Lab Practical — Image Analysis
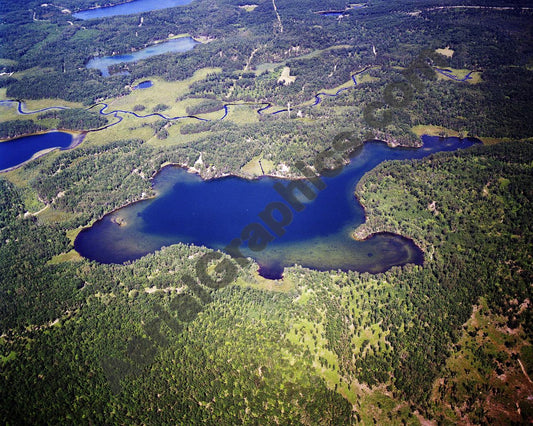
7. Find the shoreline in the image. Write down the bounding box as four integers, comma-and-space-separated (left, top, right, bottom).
71, 135, 417, 256
73, 0, 136, 14
107, 134, 435, 219
0, 128, 84, 144
72, 134, 466, 266
160, 136, 421, 182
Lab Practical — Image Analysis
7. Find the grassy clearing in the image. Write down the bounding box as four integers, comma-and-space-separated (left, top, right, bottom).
66, 227, 84, 245
0, 58, 17, 67
37, 206, 77, 224
82, 67, 225, 146
105, 71, 217, 117
277, 67, 296, 85
240, 155, 275, 176
356, 73, 379, 84
317, 79, 354, 96
411, 124, 462, 138
0, 92, 83, 124
238, 4, 258, 12
435, 46, 454, 58
47, 250, 84, 265
150, 122, 206, 147
2, 166, 35, 188
11, 66, 57, 79
84, 115, 155, 146
224, 103, 261, 125
21, 189, 45, 212
236, 269, 295, 293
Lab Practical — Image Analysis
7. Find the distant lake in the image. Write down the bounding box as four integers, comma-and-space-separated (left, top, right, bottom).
75, 136, 480, 278
73, 0, 193, 20
134, 80, 153, 89
86, 37, 199, 77
0, 131, 73, 171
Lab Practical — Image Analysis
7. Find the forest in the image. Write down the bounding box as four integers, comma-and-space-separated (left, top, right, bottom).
1, 0, 532, 423
1, 141, 531, 424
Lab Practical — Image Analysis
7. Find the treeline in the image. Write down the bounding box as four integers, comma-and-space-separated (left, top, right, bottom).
0, 120, 47, 139
185, 99, 224, 116
5, 71, 131, 104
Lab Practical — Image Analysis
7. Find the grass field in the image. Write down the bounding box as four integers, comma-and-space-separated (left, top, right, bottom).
47, 250, 84, 265
411, 124, 462, 138
240, 155, 275, 176
435, 46, 454, 58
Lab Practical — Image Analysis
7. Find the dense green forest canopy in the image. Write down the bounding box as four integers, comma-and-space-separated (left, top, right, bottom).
1, 0, 532, 423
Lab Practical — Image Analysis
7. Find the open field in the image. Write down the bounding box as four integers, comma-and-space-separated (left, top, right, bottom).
47, 250, 84, 265
240, 155, 275, 176
411, 124, 462, 138
435, 46, 454, 58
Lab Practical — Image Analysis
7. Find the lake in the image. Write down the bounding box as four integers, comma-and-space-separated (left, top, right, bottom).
75, 136, 480, 278
73, 0, 193, 20
0, 131, 74, 171
86, 37, 198, 77
134, 80, 153, 89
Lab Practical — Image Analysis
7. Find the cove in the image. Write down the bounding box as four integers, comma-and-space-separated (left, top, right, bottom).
75, 136, 479, 278
0, 131, 75, 172
73, 0, 193, 20
87, 37, 198, 77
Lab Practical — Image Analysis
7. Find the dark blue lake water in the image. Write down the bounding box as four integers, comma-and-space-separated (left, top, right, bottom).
73, 0, 193, 19
86, 37, 198, 77
75, 136, 479, 278
0, 131, 73, 171
320, 12, 344, 17
134, 80, 153, 89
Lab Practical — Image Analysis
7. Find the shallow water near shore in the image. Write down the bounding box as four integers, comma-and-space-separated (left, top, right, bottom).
75, 136, 479, 278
